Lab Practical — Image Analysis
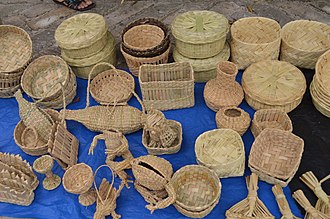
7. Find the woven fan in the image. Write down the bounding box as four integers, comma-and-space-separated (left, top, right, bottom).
272, 185, 300, 219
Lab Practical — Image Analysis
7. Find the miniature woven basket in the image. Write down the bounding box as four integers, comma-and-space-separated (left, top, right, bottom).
171, 10, 229, 59
251, 109, 293, 138
173, 42, 230, 82
230, 17, 281, 69
195, 129, 245, 178
249, 128, 304, 187
216, 107, 251, 136
171, 165, 221, 217
63, 163, 94, 194
280, 20, 330, 69
242, 60, 306, 113
139, 62, 194, 111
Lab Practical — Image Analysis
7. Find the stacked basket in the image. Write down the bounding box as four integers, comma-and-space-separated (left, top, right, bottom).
172, 11, 230, 82
55, 13, 116, 79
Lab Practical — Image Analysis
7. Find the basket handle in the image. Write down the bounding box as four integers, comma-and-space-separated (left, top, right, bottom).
93, 164, 115, 205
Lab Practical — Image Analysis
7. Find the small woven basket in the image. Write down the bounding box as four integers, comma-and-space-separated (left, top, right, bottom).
230, 17, 281, 69
63, 163, 94, 195
139, 62, 194, 111
280, 20, 330, 69
195, 129, 245, 178
249, 128, 304, 187
251, 109, 293, 138
216, 107, 251, 136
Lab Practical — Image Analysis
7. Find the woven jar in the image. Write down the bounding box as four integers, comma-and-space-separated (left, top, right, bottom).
230, 17, 281, 69
216, 107, 250, 136
281, 20, 330, 69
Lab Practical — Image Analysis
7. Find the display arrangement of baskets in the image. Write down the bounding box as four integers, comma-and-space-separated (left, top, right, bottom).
0, 25, 32, 98
55, 13, 116, 79
242, 60, 306, 112
195, 129, 245, 178
249, 128, 304, 186
280, 20, 330, 69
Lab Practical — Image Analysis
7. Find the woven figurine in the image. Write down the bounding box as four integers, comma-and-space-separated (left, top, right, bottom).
272, 185, 300, 219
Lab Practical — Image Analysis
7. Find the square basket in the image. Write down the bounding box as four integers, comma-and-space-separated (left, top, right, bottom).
139, 62, 194, 111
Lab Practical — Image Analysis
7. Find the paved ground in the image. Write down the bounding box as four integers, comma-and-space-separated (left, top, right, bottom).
1, 0, 329, 67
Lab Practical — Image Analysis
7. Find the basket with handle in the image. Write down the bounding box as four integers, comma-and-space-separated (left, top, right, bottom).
216, 107, 250, 136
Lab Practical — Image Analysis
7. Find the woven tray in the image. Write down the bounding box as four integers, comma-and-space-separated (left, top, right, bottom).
242, 60, 306, 113
281, 20, 330, 69
195, 129, 245, 178
230, 17, 281, 69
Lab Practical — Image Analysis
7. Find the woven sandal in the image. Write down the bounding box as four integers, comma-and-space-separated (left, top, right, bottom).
53, 0, 96, 11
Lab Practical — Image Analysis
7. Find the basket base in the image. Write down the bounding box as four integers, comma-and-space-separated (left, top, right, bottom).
79, 188, 96, 206
43, 175, 61, 191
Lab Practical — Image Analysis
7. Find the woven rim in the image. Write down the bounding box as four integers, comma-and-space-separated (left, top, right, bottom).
63, 163, 93, 194
314, 49, 330, 93
0, 25, 32, 74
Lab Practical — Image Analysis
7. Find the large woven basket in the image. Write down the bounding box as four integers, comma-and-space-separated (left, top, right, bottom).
280, 20, 330, 69
242, 60, 306, 113
230, 17, 281, 69
195, 129, 245, 178
139, 62, 194, 111
249, 128, 304, 186
171, 10, 228, 59
173, 42, 230, 82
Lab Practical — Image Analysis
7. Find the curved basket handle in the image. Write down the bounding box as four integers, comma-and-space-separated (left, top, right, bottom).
93, 164, 115, 205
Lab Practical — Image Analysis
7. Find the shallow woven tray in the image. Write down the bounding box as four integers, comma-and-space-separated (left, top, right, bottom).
249, 128, 304, 186
195, 129, 245, 178
281, 20, 330, 69
63, 163, 93, 195
242, 60, 306, 113
230, 17, 281, 69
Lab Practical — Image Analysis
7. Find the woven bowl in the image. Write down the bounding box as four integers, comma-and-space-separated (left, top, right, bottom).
249, 128, 304, 186
63, 163, 94, 194
281, 20, 330, 69
230, 17, 281, 69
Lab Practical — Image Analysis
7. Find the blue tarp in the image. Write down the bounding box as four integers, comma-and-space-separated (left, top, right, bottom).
0, 71, 303, 219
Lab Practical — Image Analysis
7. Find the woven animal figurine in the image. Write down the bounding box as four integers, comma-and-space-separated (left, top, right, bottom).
272, 184, 300, 219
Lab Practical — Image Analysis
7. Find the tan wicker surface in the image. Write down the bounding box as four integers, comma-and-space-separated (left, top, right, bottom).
230, 17, 281, 69
63, 163, 94, 195
0, 84, 21, 98
280, 20, 330, 69
174, 199, 219, 218
195, 129, 245, 178
272, 185, 300, 219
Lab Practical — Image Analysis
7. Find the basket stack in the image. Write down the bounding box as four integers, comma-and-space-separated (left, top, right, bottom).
55, 13, 116, 79
0, 25, 32, 98
172, 10, 230, 82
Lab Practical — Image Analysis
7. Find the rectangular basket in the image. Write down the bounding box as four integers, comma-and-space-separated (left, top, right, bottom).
139, 62, 194, 111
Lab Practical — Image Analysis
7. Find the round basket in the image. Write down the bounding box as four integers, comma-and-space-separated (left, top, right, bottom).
216, 107, 251, 136
63, 163, 94, 194
173, 42, 230, 82
230, 17, 281, 69
281, 20, 330, 69
249, 128, 304, 187
174, 199, 219, 219
242, 60, 306, 112
171, 165, 221, 213
251, 109, 293, 138
171, 10, 229, 59
195, 129, 245, 178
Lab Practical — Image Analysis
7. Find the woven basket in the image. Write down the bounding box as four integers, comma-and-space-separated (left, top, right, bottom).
230, 17, 281, 69
63, 163, 94, 195
139, 62, 194, 111
173, 42, 230, 82
280, 20, 330, 69
249, 128, 304, 187
251, 109, 293, 138
0, 84, 21, 98
171, 10, 228, 59
242, 60, 306, 113
195, 129, 245, 178
216, 107, 251, 136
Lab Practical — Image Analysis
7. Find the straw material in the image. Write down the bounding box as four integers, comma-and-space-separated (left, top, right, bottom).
272, 185, 300, 219
33, 155, 61, 190
173, 42, 230, 82
280, 20, 330, 69
195, 129, 245, 178
242, 60, 306, 113
249, 128, 304, 187
0, 84, 21, 98
171, 10, 229, 59
226, 173, 274, 219
216, 107, 251, 136
230, 17, 281, 69
139, 62, 194, 111
63, 163, 94, 195
251, 109, 293, 138
174, 200, 219, 219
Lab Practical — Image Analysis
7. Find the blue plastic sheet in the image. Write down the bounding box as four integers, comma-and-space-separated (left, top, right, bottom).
0, 71, 303, 219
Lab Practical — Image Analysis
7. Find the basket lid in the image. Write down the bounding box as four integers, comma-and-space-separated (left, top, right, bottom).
55, 13, 107, 50
171, 11, 228, 44
242, 60, 306, 105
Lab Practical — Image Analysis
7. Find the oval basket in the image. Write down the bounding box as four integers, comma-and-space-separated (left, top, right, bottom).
195, 129, 245, 178
171, 10, 229, 59
230, 17, 281, 69
63, 163, 94, 194
280, 20, 330, 69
